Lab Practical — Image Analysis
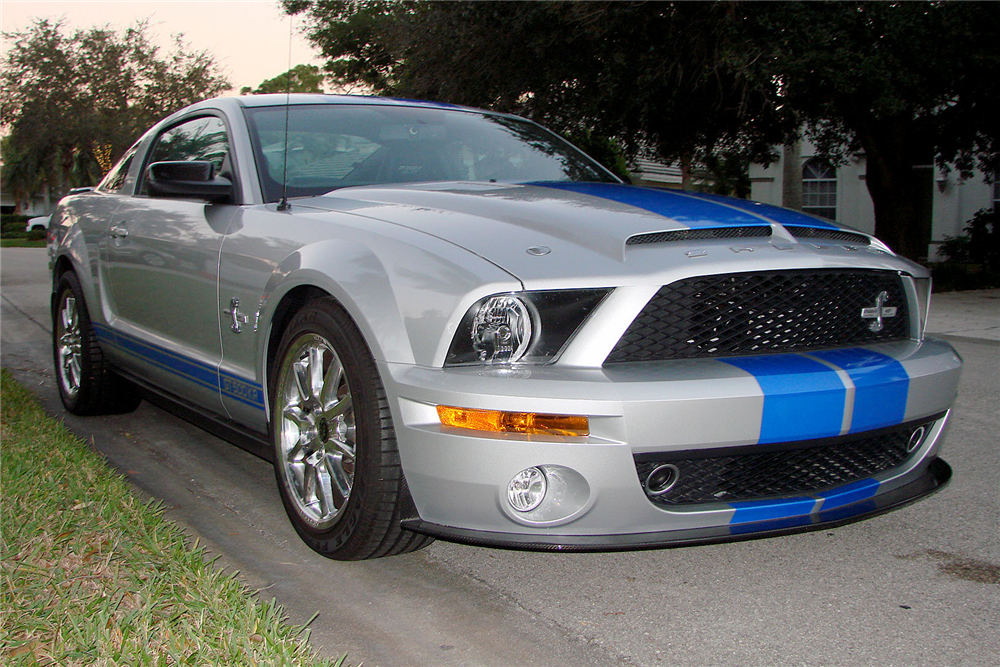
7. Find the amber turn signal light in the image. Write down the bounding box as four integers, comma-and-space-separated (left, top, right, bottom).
437, 405, 589, 437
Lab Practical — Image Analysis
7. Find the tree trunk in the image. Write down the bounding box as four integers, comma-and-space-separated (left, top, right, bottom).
857, 123, 931, 261
781, 141, 802, 210
680, 150, 693, 191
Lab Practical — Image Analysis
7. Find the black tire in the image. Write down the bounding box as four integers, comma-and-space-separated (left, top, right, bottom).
269, 297, 432, 560
52, 271, 141, 415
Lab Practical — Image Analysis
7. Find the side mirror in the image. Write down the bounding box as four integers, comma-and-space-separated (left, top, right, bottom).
145, 161, 233, 203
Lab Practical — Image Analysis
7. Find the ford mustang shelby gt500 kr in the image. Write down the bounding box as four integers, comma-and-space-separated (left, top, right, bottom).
49, 94, 962, 560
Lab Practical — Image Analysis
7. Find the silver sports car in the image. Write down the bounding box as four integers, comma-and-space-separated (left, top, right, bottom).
49, 94, 962, 559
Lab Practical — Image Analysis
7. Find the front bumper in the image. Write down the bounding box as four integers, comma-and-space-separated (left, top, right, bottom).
381, 338, 961, 549
403, 458, 952, 551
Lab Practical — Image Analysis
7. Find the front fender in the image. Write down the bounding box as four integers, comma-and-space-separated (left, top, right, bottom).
258, 231, 521, 369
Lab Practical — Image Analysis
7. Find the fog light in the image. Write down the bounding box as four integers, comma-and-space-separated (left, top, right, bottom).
644, 464, 680, 497
508, 467, 547, 512
907, 426, 927, 453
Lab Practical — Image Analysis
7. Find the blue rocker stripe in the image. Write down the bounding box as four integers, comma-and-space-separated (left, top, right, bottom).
93, 323, 265, 410
530, 182, 770, 229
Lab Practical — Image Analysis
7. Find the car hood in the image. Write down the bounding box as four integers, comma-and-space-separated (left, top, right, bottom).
296, 181, 900, 287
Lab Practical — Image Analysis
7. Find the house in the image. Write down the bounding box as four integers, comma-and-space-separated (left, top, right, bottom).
749, 137, 998, 260
629, 157, 683, 189
0, 184, 58, 216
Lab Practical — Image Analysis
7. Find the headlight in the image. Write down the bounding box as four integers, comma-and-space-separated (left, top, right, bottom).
446, 289, 610, 366
471, 295, 533, 364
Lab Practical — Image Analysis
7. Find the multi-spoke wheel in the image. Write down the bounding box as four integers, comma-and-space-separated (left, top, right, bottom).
52, 271, 141, 415
56, 293, 84, 401
275, 333, 357, 530
270, 297, 432, 560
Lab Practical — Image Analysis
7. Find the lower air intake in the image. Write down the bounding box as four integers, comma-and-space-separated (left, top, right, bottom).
635, 420, 936, 507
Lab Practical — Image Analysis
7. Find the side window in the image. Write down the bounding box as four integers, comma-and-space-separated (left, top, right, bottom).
993, 176, 999, 211
141, 115, 231, 194
97, 144, 139, 193
801, 158, 838, 221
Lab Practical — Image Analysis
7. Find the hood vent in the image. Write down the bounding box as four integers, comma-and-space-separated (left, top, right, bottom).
626, 226, 771, 246
786, 226, 871, 245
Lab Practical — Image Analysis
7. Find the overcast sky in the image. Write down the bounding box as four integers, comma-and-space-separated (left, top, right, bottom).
1, 0, 323, 93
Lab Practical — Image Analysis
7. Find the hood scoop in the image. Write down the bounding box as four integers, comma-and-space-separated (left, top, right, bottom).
627, 226, 773, 246
785, 226, 871, 245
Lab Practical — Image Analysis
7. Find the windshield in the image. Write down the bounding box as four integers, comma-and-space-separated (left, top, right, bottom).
245, 104, 617, 201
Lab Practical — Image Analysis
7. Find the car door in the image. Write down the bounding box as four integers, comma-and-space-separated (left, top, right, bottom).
101, 114, 238, 413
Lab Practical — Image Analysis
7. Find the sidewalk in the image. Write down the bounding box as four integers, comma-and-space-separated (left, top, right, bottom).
926, 288, 1000, 341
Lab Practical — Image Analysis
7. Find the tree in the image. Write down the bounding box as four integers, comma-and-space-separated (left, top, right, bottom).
1, 19, 230, 209
284, 1, 999, 259
282, 1, 790, 186
749, 2, 1000, 259
240, 64, 327, 95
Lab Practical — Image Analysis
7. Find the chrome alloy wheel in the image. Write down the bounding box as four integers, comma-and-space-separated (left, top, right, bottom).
56, 294, 83, 399
275, 333, 357, 530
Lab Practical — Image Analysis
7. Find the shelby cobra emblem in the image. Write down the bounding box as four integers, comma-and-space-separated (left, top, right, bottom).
861, 290, 898, 332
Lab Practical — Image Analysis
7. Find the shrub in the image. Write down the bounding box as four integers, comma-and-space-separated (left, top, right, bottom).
932, 207, 1000, 291
938, 207, 998, 269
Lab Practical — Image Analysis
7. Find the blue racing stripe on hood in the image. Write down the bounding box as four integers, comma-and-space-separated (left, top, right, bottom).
531, 182, 769, 229
686, 192, 840, 230
810, 348, 909, 433
723, 354, 846, 444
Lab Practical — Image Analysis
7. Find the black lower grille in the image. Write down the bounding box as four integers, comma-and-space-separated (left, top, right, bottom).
635, 420, 935, 507
605, 269, 910, 363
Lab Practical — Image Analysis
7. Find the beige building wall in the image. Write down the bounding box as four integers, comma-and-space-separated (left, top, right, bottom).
749, 139, 995, 260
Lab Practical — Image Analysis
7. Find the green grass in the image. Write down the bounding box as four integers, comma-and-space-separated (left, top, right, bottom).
0, 369, 345, 666
1, 239, 46, 248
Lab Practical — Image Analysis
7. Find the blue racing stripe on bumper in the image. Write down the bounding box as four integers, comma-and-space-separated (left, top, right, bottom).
729, 479, 881, 526
723, 354, 846, 443
729, 496, 817, 524
811, 348, 909, 433
531, 182, 769, 229
817, 478, 880, 510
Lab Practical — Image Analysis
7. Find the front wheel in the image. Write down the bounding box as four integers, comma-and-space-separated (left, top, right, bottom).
270, 297, 431, 560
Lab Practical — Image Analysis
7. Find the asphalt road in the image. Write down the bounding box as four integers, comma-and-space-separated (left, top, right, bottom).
3, 247, 998, 667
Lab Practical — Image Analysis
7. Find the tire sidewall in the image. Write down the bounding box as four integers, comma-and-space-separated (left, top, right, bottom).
269, 300, 385, 558
53, 272, 94, 413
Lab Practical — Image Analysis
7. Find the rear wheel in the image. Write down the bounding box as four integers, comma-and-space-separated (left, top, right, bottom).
270, 297, 432, 560
53, 271, 141, 415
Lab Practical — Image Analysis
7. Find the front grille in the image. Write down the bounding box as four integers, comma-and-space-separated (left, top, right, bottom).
786, 226, 871, 245
627, 226, 772, 245
605, 269, 910, 363
635, 420, 934, 507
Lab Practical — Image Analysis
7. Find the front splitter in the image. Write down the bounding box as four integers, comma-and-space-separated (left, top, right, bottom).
401, 458, 951, 552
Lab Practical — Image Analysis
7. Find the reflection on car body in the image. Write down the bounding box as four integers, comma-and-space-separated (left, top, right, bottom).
47, 94, 961, 560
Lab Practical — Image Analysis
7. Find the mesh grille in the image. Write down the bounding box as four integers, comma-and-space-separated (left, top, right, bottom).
635, 421, 933, 507
605, 269, 910, 363
786, 226, 871, 245
627, 226, 772, 245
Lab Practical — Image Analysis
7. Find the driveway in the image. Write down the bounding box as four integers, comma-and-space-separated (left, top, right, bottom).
3, 247, 997, 666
